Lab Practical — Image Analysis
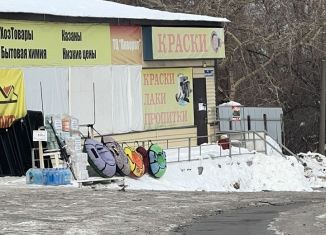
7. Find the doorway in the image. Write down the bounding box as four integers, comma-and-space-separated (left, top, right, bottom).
193, 78, 208, 145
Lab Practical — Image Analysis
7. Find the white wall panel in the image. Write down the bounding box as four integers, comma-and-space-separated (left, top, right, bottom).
23, 67, 69, 115
70, 65, 143, 135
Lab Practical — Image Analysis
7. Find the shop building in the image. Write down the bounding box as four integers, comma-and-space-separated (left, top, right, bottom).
0, 0, 229, 175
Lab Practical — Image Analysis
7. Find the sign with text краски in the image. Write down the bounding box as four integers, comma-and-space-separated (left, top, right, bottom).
144, 27, 224, 60
0, 20, 111, 66
142, 68, 194, 130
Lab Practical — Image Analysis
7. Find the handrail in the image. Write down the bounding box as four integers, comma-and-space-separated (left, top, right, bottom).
100, 130, 302, 164
255, 130, 303, 164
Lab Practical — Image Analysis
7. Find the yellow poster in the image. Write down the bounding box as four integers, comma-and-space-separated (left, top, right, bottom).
152, 27, 225, 59
142, 68, 194, 129
0, 69, 26, 128
0, 20, 111, 66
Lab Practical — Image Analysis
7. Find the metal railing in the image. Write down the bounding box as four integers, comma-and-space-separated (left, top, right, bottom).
118, 130, 300, 164
82, 124, 300, 164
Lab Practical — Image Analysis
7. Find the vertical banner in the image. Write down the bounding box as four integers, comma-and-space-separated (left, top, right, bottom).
0, 69, 26, 128
110, 26, 142, 64
142, 68, 194, 129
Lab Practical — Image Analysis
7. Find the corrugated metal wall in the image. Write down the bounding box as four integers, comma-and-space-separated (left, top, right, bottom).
218, 106, 283, 144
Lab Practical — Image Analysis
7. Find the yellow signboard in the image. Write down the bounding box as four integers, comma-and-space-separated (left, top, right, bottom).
142, 68, 194, 129
152, 27, 225, 59
0, 69, 26, 128
0, 20, 111, 66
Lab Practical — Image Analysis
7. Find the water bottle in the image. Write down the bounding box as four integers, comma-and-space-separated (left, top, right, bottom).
34, 169, 43, 185
46, 168, 54, 185
57, 168, 63, 185
42, 168, 48, 185
51, 168, 57, 185
26, 168, 34, 184
52, 169, 57, 185
55, 168, 63, 185
26, 168, 43, 185
63, 168, 71, 185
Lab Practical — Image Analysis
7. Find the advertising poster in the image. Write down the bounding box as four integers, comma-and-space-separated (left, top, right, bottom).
142, 68, 194, 129
0, 69, 26, 128
232, 105, 241, 121
110, 25, 142, 64
0, 20, 111, 66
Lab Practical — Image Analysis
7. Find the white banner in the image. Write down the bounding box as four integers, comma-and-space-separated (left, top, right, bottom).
69, 65, 143, 134
24, 67, 69, 115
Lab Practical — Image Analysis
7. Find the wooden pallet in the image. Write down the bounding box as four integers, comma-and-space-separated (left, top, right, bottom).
76, 176, 125, 188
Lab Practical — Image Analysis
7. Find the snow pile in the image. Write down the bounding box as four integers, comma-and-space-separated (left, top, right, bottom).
298, 152, 326, 188
219, 100, 242, 107
125, 136, 316, 192
125, 152, 312, 192
1, 136, 325, 192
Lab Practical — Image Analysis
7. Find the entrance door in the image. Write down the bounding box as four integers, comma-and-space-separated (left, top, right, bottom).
193, 78, 208, 145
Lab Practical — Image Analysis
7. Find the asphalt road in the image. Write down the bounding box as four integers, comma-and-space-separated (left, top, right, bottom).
0, 185, 325, 234
182, 203, 304, 235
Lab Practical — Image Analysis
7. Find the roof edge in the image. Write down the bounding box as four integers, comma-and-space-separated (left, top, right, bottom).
0, 12, 227, 27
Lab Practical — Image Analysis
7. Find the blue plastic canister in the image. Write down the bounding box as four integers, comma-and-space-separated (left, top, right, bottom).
26, 168, 71, 186
26, 168, 43, 185
63, 168, 71, 185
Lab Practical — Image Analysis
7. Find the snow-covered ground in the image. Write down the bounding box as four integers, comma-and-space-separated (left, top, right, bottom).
1, 137, 325, 192
124, 137, 326, 192
125, 147, 324, 192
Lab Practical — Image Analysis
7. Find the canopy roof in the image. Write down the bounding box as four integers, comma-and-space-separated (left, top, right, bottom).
0, 0, 229, 26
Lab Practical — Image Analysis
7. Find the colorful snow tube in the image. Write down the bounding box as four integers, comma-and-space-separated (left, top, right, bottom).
84, 139, 116, 178
148, 144, 167, 178
136, 146, 149, 174
124, 146, 145, 177
102, 136, 130, 176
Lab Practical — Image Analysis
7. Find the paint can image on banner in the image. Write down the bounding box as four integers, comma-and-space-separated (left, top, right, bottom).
211, 30, 222, 53
175, 73, 192, 106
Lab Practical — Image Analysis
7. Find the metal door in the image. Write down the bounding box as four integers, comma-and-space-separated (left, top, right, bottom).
193, 78, 208, 145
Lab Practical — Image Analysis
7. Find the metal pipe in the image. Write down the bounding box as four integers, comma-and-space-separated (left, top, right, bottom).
319, 59, 326, 154
178, 147, 180, 162
253, 131, 256, 151
40, 82, 44, 116
319, 25, 326, 154
188, 137, 191, 161
264, 132, 267, 155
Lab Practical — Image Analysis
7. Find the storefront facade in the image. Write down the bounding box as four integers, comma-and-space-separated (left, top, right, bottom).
0, 2, 228, 148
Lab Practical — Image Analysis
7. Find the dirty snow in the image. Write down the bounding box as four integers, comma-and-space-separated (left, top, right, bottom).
1, 137, 325, 192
